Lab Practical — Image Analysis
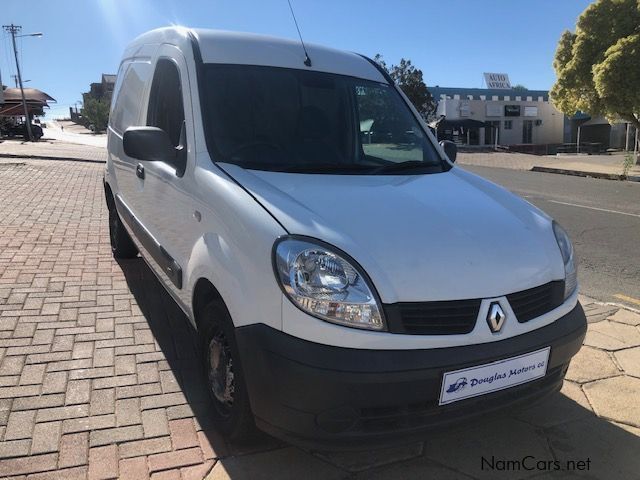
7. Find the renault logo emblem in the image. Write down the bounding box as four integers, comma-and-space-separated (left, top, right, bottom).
487, 302, 506, 333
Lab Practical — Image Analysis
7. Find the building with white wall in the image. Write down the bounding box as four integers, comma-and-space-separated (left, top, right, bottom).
430, 86, 566, 148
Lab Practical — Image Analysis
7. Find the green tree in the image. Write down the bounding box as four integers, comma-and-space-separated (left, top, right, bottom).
374, 54, 437, 119
81, 97, 110, 133
511, 84, 528, 91
550, 0, 640, 131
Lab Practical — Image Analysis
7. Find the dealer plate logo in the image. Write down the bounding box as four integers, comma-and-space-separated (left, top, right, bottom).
487, 302, 506, 333
445, 377, 468, 393
439, 347, 551, 405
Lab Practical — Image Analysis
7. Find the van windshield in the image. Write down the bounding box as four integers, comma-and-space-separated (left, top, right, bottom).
201, 64, 447, 174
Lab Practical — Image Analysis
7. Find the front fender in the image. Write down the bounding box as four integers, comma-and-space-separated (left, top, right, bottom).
185, 234, 245, 323
183, 157, 286, 332
184, 231, 283, 331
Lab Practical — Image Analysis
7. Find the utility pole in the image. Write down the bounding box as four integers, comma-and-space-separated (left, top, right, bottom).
3, 24, 33, 141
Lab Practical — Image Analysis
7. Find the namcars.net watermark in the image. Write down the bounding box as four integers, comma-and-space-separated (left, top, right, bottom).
481, 456, 591, 472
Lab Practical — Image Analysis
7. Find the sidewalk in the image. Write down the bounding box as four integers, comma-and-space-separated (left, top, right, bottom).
1, 138, 638, 182
0, 139, 106, 163
458, 151, 640, 181
44, 121, 108, 149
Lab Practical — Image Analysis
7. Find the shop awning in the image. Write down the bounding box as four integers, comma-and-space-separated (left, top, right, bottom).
0, 87, 55, 117
1, 88, 56, 103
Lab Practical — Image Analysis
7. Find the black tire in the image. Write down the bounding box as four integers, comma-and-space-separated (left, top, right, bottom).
108, 202, 138, 259
199, 300, 255, 440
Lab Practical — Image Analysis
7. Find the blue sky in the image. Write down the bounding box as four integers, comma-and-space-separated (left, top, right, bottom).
1, 0, 591, 118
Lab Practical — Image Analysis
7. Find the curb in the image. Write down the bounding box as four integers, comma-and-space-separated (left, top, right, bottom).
604, 302, 640, 315
531, 166, 640, 182
0, 153, 105, 164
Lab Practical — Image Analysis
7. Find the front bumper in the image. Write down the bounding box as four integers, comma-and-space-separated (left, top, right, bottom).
235, 302, 587, 449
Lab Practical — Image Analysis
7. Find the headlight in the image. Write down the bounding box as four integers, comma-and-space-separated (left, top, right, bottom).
274, 237, 385, 331
552, 221, 577, 300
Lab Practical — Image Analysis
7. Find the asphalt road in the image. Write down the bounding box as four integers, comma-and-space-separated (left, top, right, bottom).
463, 165, 640, 310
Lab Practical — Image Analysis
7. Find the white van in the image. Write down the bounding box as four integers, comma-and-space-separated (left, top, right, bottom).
105, 27, 586, 448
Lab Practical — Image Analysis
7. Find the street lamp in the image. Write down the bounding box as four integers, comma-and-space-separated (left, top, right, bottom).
10, 76, 31, 88
1, 25, 43, 141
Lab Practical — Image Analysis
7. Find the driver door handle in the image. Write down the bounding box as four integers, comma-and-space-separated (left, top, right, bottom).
136, 163, 145, 179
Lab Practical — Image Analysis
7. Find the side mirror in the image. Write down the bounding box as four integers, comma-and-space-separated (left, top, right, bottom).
123, 127, 176, 163
439, 140, 457, 163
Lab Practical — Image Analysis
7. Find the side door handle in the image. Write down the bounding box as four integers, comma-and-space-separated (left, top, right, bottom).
136, 163, 145, 179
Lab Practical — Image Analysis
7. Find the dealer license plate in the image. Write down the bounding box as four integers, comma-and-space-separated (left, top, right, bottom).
439, 347, 550, 405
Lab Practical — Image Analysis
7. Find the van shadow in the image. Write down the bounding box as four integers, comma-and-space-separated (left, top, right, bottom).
116, 257, 285, 460
308, 382, 640, 479
409, 387, 640, 480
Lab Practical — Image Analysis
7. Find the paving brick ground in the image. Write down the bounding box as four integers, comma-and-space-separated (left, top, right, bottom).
0, 150, 639, 479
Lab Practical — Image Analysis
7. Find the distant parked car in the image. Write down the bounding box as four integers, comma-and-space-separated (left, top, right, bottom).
1, 123, 43, 140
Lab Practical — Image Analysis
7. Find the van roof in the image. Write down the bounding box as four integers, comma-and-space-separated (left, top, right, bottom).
126, 27, 387, 83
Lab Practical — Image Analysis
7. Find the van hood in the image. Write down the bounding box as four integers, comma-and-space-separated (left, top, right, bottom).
220, 164, 565, 303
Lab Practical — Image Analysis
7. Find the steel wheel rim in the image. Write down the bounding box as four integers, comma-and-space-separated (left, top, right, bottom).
207, 331, 235, 417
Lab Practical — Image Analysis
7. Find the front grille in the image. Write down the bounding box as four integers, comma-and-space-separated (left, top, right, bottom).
507, 281, 565, 323
384, 298, 481, 335
383, 280, 565, 334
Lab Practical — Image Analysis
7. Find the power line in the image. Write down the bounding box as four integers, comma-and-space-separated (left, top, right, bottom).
2, 31, 16, 82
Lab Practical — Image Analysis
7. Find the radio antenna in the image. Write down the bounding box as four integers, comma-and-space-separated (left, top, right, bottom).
287, 0, 312, 67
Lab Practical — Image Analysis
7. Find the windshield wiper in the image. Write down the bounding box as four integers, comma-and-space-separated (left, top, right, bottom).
370, 160, 435, 174
275, 164, 376, 173
239, 161, 436, 174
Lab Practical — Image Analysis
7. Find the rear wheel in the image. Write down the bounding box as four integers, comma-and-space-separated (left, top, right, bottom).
108, 201, 138, 259
199, 301, 255, 440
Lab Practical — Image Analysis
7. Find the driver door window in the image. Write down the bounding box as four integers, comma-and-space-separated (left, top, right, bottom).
147, 59, 185, 172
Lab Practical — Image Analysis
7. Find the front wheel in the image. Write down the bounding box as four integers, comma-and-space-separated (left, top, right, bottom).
108, 201, 138, 259
199, 301, 255, 440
